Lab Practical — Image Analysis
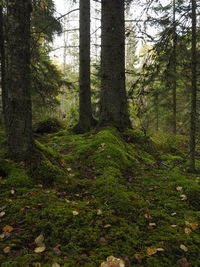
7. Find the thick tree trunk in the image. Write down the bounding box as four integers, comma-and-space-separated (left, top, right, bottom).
75, 0, 95, 133
0, 5, 6, 125
6, 0, 33, 161
99, 0, 131, 129
172, 0, 177, 135
189, 0, 197, 171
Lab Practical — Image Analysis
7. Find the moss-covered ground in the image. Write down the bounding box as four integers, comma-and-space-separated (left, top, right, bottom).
0, 127, 199, 266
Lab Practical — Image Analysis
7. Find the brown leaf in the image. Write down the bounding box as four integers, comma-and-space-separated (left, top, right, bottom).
3, 225, 14, 233
177, 257, 189, 267
100, 256, 125, 267
146, 247, 157, 256
34, 246, 46, 253
184, 228, 192, 235
3, 246, 11, 254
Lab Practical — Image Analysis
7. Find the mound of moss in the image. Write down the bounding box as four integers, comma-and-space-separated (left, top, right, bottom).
0, 127, 199, 266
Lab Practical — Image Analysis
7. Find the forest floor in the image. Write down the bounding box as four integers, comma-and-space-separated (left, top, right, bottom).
0, 125, 199, 267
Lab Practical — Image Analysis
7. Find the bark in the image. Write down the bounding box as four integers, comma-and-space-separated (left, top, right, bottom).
0, 5, 6, 124
75, 0, 96, 133
6, 0, 33, 161
189, 0, 197, 171
172, 0, 177, 135
99, 0, 131, 129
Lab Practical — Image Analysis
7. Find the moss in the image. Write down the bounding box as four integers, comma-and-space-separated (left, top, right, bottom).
0, 127, 200, 266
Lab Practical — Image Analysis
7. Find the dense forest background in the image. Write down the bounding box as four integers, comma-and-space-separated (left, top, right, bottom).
0, 0, 200, 266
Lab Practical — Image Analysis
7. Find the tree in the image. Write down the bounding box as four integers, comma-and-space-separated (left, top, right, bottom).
75, 0, 96, 133
5, 0, 33, 161
0, 4, 6, 124
99, 0, 131, 129
189, 0, 197, 171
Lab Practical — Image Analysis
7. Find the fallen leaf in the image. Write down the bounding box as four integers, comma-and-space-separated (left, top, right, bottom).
35, 234, 44, 246
0, 233, 5, 239
156, 248, 164, 251
104, 224, 111, 228
67, 168, 72, 172
37, 184, 43, 188
180, 194, 187, 201
189, 222, 198, 230
97, 209, 103, 215
10, 189, 15, 195
171, 224, 178, 228
134, 253, 142, 262
3, 246, 11, 254
177, 257, 189, 267
52, 264, 61, 267
72, 210, 79, 216
184, 228, 192, 235
149, 223, 156, 227
171, 212, 177, 216
147, 247, 157, 256
176, 186, 183, 191
34, 263, 41, 267
0, 211, 5, 217
53, 245, 62, 256
180, 244, 188, 252
100, 256, 125, 267
3, 225, 14, 233
34, 246, 46, 253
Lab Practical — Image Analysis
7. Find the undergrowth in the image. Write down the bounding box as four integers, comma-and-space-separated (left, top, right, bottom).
0, 127, 199, 266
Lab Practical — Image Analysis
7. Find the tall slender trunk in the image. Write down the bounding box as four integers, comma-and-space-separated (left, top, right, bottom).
0, 5, 6, 125
6, 0, 33, 161
172, 0, 177, 134
75, 0, 95, 133
99, 0, 131, 129
189, 0, 197, 172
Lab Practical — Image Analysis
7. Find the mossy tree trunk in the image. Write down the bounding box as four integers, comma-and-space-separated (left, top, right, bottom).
75, 0, 96, 133
99, 0, 131, 130
5, 0, 33, 161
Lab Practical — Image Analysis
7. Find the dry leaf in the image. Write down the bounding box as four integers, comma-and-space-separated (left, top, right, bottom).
171, 212, 177, 216
180, 244, 188, 252
104, 224, 111, 228
180, 194, 187, 201
184, 228, 192, 235
177, 257, 189, 267
34, 263, 41, 267
52, 264, 61, 267
72, 210, 79, 216
35, 234, 44, 245
189, 222, 198, 230
0, 211, 5, 217
34, 246, 46, 253
3, 225, 14, 233
171, 224, 178, 228
10, 189, 15, 195
176, 186, 183, 191
100, 256, 125, 267
3, 246, 11, 254
97, 209, 103, 215
147, 247, 157, 256
134, 253, 142, 262
156, 248, 164, 252
149, 223, 156, 227
0, 233, 5, 239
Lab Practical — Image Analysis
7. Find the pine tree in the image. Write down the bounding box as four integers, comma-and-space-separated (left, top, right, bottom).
99, 0, 131, 129
5, 0, 33, 161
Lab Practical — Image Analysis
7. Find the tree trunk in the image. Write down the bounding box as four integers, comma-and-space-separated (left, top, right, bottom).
189, 0, 197, 171
0, 5, 6, 125
172, 0, 177, 135
6, 0, 33, 161
75, 0, 95, 133
99, 0, 131, 129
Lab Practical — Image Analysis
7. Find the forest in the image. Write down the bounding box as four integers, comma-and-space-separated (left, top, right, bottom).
0, 0, 199, 266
